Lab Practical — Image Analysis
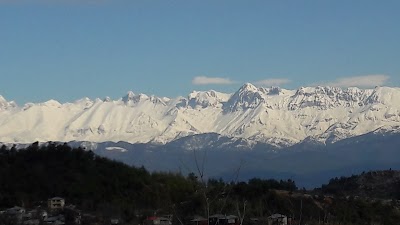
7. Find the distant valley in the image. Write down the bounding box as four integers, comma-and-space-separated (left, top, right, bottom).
64, 130, 400, 188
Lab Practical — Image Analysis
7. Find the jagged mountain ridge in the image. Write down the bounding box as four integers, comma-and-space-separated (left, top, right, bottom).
0, 83, 400, 146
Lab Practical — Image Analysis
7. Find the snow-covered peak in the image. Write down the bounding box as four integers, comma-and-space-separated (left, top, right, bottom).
40, 99, 62, 107
75, 97, 92, 103
0, 95, 8, 108
240, 83, 259, 93
103, 96, 112, 102
73, 97, 94, 108
0, 95, 17, 110
295, 86, 341, 95
148, 95, 168, 105
187, 90, 231, 108
161, 97, 171, 102
365, 87, 400, 105
225, 83, 266, 112
0, 95, 6, 103
136, 93, 149, 101
266, 86, 282, 95
0, 84, 400, 148
288, 86, 371, 110
122, 91, 135, 103
121, 91, 150, 104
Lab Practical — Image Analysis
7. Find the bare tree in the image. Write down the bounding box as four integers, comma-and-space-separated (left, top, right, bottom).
299, 199, 303, 225
235, 199, 247, 225
191, 149, 245, 225
193, 149, 210, 225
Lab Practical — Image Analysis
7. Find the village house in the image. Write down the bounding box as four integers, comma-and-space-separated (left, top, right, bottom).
110, 218, 120, 225
190, 216, 208, 225
48, 197, 65, 210
144, 215, 172, 225
209, 214, 239, 225
267, 214, 289, 225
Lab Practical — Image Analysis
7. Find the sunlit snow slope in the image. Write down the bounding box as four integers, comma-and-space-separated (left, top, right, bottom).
1, 83, 400, 147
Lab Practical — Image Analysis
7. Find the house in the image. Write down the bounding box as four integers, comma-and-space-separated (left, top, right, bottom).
267, 214, 287, 225
209, 214, 239, 225
191, 216, 208, 225
110, 218, 120, 224
48, 197, 65, 210
144, 216, 172, 225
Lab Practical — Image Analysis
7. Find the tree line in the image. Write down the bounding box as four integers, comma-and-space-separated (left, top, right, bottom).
1, 143, 400, 225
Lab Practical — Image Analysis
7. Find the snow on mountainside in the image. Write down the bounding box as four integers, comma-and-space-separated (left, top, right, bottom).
0, 95, 17, 110
0, 84, 400, 147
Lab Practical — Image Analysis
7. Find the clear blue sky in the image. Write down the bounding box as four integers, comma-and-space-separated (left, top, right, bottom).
1, 0, 399, 104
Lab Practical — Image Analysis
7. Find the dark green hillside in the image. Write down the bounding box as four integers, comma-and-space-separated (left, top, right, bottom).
1, 143, 400, 225
0, 142, 195, 221
318, 170, 400, 199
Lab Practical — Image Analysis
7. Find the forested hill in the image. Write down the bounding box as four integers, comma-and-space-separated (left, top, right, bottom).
318, 170, 400, 199
0, 143, 296, 221
0, 142, 197, 219
2, 143, 400, 225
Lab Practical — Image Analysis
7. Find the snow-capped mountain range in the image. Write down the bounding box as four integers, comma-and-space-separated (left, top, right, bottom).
1, 83, 400, 147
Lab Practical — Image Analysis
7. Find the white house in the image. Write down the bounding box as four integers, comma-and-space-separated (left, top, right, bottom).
267, 214, 287, 225
48, 197, 65, 210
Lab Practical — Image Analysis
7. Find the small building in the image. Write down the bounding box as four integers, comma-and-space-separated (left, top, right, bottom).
144, 216, 172, 225
191, 216, 208, 225
267, 214, 287, 225
110, 218, 120, 225
48, 197, 65, 210
209, 214, 239, 225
